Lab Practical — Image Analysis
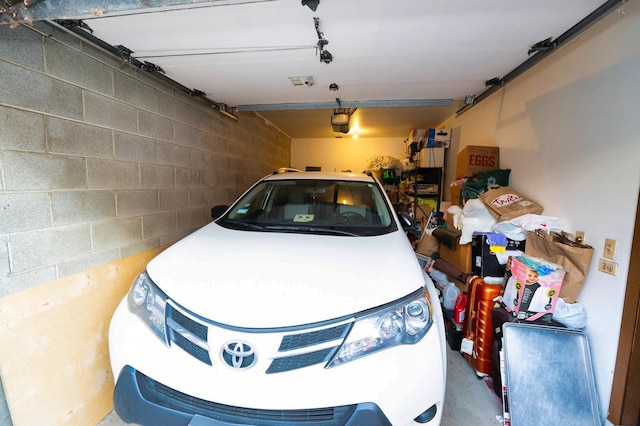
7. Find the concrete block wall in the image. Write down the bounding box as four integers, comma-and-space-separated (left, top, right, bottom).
0, 21, 290, 297
0, 21, 290, 424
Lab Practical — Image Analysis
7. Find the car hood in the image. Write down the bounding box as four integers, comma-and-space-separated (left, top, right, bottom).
146, 223, 426, 328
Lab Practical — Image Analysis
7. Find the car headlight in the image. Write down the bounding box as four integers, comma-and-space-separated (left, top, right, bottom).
127, 271, 169, 345
327, 290, 433, 368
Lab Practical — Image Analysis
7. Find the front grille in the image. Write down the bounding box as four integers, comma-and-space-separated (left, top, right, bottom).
267, 347, 335, 374
167, 305, 212, 365
166, 302, 351, 373
172, 330, 211, 365
138, 370, 357, 425
279, 324, 350, 351
171, 307, 208, 340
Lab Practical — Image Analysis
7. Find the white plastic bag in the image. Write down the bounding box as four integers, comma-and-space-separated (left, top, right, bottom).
509, 214, 564, 233
491, 221, 527, 241
459, 199, 496, 244
552, 298, 587, 329
446, 205, 464, 231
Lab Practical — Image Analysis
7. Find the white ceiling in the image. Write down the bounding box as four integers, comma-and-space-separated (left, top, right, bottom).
37, 0, 608, 138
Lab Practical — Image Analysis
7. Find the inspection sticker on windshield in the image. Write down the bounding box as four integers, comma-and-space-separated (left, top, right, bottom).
293, 214, 314, 222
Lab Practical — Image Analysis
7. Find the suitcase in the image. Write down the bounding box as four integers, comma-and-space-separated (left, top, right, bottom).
462, 276, 502, 377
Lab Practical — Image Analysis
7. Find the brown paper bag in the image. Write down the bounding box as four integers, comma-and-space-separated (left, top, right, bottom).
479, 186, 543, 221
524, 230, 594, 303
416, 234, 439, 256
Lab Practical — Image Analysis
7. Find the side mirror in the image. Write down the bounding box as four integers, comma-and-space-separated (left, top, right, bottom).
397, 211, 414, 232
211, 205, 229, 220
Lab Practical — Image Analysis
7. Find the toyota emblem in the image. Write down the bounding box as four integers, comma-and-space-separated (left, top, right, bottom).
221, 341, 256, 369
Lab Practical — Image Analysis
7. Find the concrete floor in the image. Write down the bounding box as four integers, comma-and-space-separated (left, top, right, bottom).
98, 345, 503, 426
441, 346, 503, 426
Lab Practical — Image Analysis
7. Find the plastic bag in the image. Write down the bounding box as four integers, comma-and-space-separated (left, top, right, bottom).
509, 214, 564, 233
446, 205, 464, 230
459, 199, 496, 244
365, 155, 402, 172
492, 221, 527, 241
552, 298, 587, 329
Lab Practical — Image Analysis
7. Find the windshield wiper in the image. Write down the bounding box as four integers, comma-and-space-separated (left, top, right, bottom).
219, 219, 265, 231
263, 225, 359, 237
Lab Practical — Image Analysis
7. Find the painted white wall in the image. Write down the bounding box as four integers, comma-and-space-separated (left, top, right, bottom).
291, 137, 408, 173
291, 2, 640, 421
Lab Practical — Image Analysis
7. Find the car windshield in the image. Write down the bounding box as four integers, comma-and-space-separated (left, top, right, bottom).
218, 178, 397, 236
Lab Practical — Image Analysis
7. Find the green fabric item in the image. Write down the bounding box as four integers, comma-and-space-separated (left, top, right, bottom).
460, 169, 511, 201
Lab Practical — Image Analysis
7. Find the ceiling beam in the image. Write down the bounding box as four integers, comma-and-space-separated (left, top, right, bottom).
237, 99, 453, 112
0, 0, 227, 24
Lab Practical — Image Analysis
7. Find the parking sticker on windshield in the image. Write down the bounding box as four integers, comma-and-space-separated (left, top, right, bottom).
293, 214, 314, 222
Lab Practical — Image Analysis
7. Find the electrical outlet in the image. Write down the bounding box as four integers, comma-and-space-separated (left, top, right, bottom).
604, 238, 617, 260
598, 258, 618, 276
575, 231, 585, 244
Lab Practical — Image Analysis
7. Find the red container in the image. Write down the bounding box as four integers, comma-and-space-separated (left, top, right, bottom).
463, 277, 502, 377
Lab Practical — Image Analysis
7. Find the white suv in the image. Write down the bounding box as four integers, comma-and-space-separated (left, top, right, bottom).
109, 170, 446, 426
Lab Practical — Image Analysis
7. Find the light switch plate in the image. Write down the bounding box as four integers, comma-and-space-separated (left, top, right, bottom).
604, 238, 617, 260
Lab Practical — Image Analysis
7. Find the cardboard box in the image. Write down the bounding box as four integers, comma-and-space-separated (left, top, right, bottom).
456, 145, 500, 178
426, 128, 451, 148
419, 147, 445, 167
479, 186, 543, 221
505, 255, 566, 322
438, 229, 472, 274
410, 128, 451, 148
416, 234, 439, 257
472, 233, 526, 278
449, 182, 463, 206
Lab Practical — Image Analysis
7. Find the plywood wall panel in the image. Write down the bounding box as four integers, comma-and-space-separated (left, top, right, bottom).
0, 247, 163, 425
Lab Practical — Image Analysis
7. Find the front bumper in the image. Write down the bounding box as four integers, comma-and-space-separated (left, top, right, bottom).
115, 365, 399, 425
